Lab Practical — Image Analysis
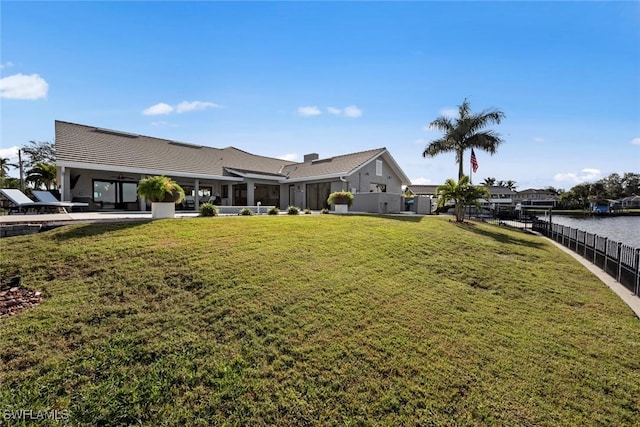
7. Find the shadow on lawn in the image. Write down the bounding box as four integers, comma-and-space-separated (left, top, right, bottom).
348, 213, 425, 223
462, 222, 547, 249
49, 219, 151, 241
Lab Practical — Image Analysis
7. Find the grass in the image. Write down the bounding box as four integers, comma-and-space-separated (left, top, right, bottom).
1, 215, 639, 426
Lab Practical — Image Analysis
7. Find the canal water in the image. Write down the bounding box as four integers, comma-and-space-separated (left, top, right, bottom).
541, 215, 640, 248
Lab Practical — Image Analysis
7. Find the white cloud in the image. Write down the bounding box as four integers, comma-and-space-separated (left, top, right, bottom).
0, 61, 14, 69
411, 177, 432, 185
143, 103, 174, 116
278, 153, 299, 162
440, 108, 458, 118
143, 100, 221, 116
0, 145, 20, 161
533, 137, 545, 143
553, 168, 602, 184
343, 105, 363, 118
0, 73, 48, 100
297, 106, 322, 117
175, 100, 221, 113
324, 105, 363, 118
631, 137, 640, 145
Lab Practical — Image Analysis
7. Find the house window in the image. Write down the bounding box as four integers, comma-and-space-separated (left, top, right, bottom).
369, 183, 387, 193
376, 160, 383, 176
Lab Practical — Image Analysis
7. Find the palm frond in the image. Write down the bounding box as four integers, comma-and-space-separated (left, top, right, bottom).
422, 138, 456, 158
466, 131, 504, 155
428, 116, 454, 132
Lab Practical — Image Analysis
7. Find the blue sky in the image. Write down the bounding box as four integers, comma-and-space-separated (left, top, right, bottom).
1, 1, 639, 190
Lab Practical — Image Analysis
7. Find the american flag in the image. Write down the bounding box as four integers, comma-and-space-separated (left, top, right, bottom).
470, 149, 478, 173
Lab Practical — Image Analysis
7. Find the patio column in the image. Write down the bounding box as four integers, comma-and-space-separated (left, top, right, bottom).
195, 179, 200, 211
59, 166, 66, 201
247, 180, 255, 206
227, 183, 233, 205
139, 175, 147, 211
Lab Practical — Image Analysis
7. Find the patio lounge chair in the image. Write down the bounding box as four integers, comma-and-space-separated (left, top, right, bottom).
0, 188, 75, 215
32, 190, 89, 211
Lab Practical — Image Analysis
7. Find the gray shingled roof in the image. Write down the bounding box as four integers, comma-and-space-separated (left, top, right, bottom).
55, 121, 293, 176
55, 121, 404, 182
281, 148, 386, 180
407, 185, 439, 195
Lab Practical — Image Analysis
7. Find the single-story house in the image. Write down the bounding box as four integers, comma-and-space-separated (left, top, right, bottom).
512, 188, 560, 208
55, 121, 411, 213
621, 195, 640, 209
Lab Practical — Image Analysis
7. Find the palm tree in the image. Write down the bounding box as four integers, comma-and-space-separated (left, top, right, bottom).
437, 176, 490, 222
423, 98, 505, 180
505, 180, 517, 191
0, 157, 18, 178
26, 162, 57, 190
482, 177, 496, 187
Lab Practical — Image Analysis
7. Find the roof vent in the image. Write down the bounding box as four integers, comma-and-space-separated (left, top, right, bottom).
304, 153, 319, 162
93, 127, 139, 138
169, 141, 203, 149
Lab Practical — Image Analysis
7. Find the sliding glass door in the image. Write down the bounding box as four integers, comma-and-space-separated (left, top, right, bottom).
93, 180, 138, 209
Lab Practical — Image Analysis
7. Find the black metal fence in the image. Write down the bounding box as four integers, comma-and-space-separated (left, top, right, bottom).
532, 220, 640, 298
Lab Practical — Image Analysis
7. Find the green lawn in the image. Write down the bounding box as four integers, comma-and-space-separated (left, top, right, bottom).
1, 215, 639, 426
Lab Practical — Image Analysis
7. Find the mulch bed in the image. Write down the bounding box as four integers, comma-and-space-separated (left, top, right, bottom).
0, 277, 42, 319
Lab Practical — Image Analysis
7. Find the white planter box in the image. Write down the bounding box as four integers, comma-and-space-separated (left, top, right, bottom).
334, 204, 348, 214
151, 202, 175, 219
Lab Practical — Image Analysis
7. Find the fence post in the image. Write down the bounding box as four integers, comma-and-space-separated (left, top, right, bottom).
583, 231, 587, 258
616, 242, 622, 283
635, 248, 640, 296
603, 237, 608, 273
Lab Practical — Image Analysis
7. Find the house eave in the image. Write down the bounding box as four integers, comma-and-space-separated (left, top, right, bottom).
224, 168, 285, 181
56, 161, 240, 182
279, 172, 350, 184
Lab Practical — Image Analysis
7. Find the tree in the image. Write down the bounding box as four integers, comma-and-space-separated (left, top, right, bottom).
570, 183, 592, 208
544, 186, 564, 196
423, 98, 505, 180
21, 140, 55, 169
26, 162, 57, 190
504, 180, 517, 190
437, 175, 490, 222
621, 172, 640, 197
482, 177, 496, 186
0, 157, 18, 178
600, 173, 624, 200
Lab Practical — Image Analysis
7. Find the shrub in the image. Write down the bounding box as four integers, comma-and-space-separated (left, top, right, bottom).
199, 203, 219, 217
137, 176, 185, 203
287, 206, 300, 215
268, 207, 280, 215
304, 208, 312, 215
239, 208, 253, 216
327, 191, 354, 207
321, 208, 330, 214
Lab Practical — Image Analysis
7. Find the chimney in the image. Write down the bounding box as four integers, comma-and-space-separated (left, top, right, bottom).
304, 153, 319, 162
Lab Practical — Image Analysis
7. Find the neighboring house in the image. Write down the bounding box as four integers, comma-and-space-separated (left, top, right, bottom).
479, 186, 515, 209
589, 199, 622, 214
55, 121, 410, 213
512, 188, 559, 208
621, 195, 640, 209
405, 184, 514, 214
